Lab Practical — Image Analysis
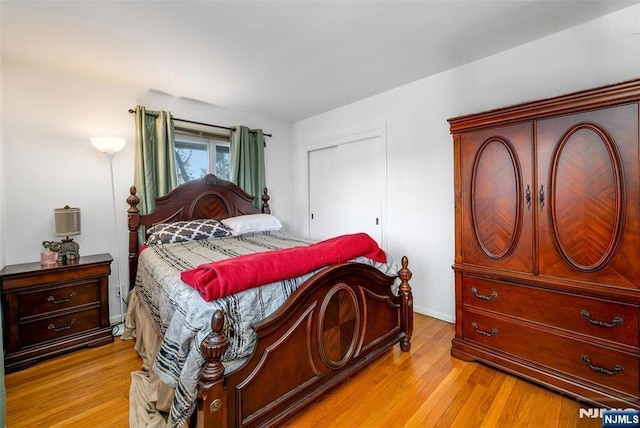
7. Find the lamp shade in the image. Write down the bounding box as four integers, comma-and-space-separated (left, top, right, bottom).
54, 206, 81, 237
91, 137, 126, 154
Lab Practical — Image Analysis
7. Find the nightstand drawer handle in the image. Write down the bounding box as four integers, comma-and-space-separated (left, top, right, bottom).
47, 291, 77, 305
581, 354, 624, 375
471, 287, 498, 301
48, 319, 77, 332
580, 310, 623, 328
471, 322, 498, 337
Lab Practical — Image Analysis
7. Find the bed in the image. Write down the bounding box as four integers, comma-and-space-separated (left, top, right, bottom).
123, 174, 414, 428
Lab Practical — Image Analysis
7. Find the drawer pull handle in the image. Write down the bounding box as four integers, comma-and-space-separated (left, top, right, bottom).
581, 354, 624, 375
525, 185, 532, 211
47, 291, 77, 304
471, 287, 498, 301
471, 322, 498, 337
48, 319, 77, 332
580, 310, 623, 328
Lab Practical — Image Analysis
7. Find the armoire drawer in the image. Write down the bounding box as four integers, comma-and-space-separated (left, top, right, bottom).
462, 276, 639, 348
17, 280, 100, 318
463, 310, 640, 398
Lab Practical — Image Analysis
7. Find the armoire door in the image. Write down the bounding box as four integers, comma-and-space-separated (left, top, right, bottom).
308, 135, 383, 245
459, 122, 534, 273
536, 103, 640, 289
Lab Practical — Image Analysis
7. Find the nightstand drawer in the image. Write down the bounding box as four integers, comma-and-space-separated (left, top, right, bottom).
18, 281, 100, 318
1, 264, 111, 291
19, 307, 101, 348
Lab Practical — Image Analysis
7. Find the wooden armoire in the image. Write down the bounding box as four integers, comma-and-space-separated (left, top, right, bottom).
449, 79, 640, 409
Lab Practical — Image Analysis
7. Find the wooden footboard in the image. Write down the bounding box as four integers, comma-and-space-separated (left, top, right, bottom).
196, 257, 413, 428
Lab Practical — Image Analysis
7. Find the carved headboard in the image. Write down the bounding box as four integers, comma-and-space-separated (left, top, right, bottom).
126, 174, 270, 286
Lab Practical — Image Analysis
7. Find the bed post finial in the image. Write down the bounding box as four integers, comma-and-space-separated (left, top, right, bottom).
261, 187, 271, 214
127, 186, 142, 289
127, 185, 140, 213
197, 310, 229, 427
200, 310, 229, 383
398, 256, 413, 352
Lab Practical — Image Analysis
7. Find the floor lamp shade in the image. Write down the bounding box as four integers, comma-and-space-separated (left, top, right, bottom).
90, 137, 126, 155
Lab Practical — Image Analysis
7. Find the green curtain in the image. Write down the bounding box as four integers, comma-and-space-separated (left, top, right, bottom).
133, 106, 178, 214
230, 126, 266, 210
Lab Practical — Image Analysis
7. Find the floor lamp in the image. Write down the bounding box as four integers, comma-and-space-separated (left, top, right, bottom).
91, 137, 127, 328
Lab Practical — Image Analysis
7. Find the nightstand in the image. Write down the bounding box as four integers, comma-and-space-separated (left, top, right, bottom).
0, 253, 114, 373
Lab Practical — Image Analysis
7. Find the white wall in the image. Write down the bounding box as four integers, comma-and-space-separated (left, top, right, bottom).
0, 59, 5, 270
292, 5, 640, 322
0, 62, 294, 323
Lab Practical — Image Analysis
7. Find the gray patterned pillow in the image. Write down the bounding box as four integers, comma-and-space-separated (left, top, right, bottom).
146, 219, 232, 246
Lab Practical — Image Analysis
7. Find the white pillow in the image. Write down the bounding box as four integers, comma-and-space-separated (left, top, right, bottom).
221, 214, 282, 235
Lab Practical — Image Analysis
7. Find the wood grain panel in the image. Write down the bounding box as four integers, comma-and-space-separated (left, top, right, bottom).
549, 124, 623, 272
471, 138, 521, 259
236, 304, 323, 426
320, 286, 359, 367
189, 192, 233, 219
537, 103, 640, 288
460, 122, 534, 274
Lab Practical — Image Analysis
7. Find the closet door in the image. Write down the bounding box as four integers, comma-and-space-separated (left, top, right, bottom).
536, 103, 640, 289
308, 136, 383, 245
459, 122, 534, 273
308, 146, 340, 239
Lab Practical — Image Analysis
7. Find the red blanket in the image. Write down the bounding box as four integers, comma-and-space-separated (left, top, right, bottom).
180, 233, 386, 301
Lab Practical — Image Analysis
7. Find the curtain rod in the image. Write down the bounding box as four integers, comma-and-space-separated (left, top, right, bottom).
127, 109, 272, 138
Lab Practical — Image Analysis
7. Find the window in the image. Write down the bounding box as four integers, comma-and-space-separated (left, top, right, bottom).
174, 134, 230, 185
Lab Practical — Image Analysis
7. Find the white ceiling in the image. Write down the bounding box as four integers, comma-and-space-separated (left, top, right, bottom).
1, 1, 638, 122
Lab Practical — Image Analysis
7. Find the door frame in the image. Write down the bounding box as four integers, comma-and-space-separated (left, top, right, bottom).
304, 123, 388, 249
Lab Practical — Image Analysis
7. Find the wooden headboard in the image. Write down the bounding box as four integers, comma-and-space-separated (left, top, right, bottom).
126, 174, 271, 286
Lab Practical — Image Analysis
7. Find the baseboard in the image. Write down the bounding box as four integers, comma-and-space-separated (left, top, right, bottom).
413, 305, 454, 323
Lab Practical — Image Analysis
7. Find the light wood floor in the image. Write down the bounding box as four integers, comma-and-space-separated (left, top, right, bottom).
5, 314, 601, 427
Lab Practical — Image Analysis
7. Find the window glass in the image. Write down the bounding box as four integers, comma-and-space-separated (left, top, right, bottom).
215, 144, 231, 179
175, 135, 230, 184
